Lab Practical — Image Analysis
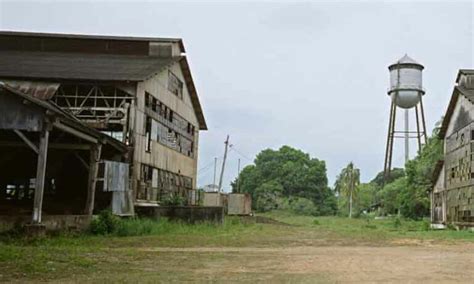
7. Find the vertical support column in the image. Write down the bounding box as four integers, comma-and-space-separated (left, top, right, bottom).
84, 144, 102, 216
32, 128, 49, 224
384, 102, 397, 182
419, 95, 428, 144
415, 103, 422, 152
404, 109, 409, 164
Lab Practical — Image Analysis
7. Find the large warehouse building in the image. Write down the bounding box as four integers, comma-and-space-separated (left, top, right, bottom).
0, 31, 207, 227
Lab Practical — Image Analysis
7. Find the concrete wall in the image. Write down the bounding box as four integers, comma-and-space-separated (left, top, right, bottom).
227, 193, 252, 215
0, 215, 91, 232
135, 206, 224, 224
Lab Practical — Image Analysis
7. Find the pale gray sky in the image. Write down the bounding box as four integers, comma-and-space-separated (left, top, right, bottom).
1, 0, 473, 190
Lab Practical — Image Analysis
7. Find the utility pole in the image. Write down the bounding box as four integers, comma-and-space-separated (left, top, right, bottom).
218, 135, 229, 192
212, 157, 217, 189
237, 158, 241, 193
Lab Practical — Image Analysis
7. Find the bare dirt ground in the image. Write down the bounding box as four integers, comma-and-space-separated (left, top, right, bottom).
52, 242, 474, 283
129, 244, 474, 283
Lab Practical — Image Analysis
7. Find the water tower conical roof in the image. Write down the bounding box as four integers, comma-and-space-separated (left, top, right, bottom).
389, 54, 424, 70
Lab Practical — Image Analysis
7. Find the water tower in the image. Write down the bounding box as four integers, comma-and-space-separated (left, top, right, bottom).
383, 54, 427, 181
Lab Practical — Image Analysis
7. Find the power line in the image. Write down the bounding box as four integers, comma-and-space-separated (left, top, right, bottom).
229, 146, 253, 162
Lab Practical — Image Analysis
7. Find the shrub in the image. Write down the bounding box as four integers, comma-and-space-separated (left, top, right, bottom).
312, 219, 320, 226
286, 197, 318, 216
89, 210, 120, 235
161, 194, 186, 206
393, 217, 402, 229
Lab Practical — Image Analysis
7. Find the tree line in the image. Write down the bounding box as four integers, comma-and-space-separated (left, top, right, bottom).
233, 129, 442, 219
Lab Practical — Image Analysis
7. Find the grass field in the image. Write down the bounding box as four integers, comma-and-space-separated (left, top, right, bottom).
0, 212, 473, 283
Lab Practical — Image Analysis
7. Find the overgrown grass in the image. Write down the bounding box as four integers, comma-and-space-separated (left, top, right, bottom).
261, 210, 474, 242
1, 211, 473, 282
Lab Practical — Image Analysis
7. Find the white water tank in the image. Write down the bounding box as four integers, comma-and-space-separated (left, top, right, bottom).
388, 55, 424, 109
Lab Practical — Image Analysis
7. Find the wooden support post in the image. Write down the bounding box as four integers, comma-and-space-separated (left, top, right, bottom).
32, 128, 49, 224
84, 144, 102, 216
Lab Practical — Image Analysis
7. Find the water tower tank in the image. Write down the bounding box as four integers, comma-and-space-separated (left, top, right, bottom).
388, 54, 424, 109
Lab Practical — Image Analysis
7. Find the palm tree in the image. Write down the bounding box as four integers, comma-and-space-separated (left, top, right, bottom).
335, 162, 360, 218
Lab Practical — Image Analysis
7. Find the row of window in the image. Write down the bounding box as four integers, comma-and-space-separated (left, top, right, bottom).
145, 92, 195, 137
137, 164, 192, 202
145, 116, 194, 157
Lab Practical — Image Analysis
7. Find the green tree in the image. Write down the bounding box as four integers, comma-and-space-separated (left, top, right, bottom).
400, 135, 442, 219
377, 177, 406, 215
370, 168, 405, 188
232, 146, 336, 215
335, 162, 360, 218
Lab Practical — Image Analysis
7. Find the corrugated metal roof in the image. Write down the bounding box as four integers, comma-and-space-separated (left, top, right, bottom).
0, 51, 180, 81
456, 69, 474, 83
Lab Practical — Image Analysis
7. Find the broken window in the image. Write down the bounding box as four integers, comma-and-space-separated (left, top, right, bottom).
168, 71, 183, 99
145, 116, 152, 152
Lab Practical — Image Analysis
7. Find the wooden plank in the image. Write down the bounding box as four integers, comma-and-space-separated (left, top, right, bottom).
32, 128, 49, 224
0, 141, 91, 150
84, 144, 102, 215
53, 121, 98, 144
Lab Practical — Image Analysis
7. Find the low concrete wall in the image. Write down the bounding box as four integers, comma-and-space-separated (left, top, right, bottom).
135, 206, 224, 224
0, 215, 92, 232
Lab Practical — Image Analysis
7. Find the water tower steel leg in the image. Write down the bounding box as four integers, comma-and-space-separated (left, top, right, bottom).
404, 109, 409, 164
415, 103, 422, 151
419, 95, 428, 144
384, 102, 396, 182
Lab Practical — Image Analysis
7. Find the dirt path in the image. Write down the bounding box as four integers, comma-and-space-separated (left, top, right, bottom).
136, 243, 474, 283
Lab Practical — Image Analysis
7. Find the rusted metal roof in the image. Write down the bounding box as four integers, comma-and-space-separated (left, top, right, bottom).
438, 86, 474, 139
0, 30, 185, 53
0, 51, 180, 82
2, 80, 59, 100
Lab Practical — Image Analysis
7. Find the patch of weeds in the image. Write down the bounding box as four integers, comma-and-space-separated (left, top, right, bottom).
363, 219, 377, 230
312, 219, 320, 226
393, 217, 402, 229
89, 210, 121, 235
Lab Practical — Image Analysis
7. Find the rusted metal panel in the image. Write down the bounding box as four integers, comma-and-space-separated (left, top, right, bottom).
112, 191, 134, 216
101, 160, 129, 192
3, 80, 59, 100
227, 193, 252, 215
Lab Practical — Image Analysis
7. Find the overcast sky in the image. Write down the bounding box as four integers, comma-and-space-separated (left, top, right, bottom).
1, 0, 473, 190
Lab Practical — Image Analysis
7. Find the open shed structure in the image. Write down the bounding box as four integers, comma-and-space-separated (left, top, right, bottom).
0, 82, 129, 229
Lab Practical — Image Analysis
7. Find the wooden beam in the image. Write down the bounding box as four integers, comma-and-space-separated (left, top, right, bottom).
13, 130, 39, 154
53, 121, 98, 144
84, 144, 102, 215
74, 152, 90, 170
32, 128, 49, 224
0, 142, 91, 150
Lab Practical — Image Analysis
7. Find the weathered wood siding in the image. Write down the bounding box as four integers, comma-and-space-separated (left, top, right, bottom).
132, 60, 200, 202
